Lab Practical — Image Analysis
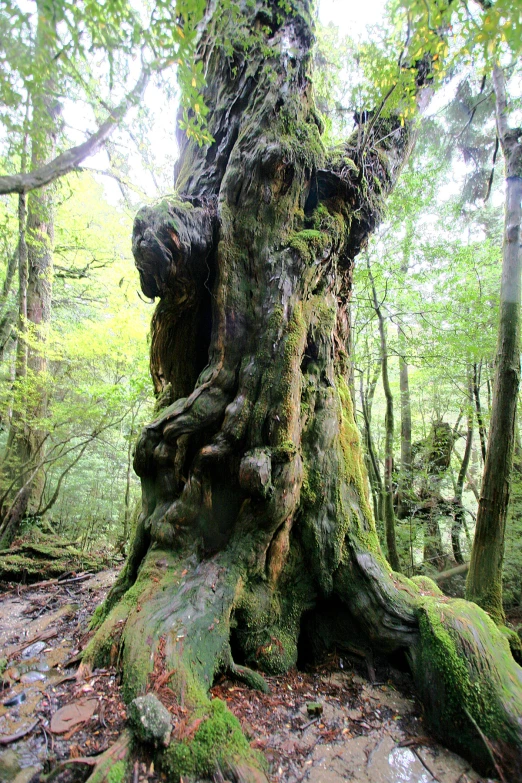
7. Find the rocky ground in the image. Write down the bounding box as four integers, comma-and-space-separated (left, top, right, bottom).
0, 569, 492, 783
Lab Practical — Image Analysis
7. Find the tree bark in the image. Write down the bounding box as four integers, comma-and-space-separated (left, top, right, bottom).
466, 65, 522, 624
396, 225, 413, 520
85, 5, 522, 781
359, 363, 383, 524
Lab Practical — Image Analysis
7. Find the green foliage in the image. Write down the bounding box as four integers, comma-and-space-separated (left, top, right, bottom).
352, 104, 502, 570
0, 173, 154, 547
0, 0, 210, 154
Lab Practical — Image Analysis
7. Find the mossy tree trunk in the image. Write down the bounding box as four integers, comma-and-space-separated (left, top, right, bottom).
466, 65, 522, 624
87, 3, 522, 781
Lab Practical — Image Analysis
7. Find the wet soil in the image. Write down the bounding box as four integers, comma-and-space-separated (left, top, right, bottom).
0, 571, 126, 783
0, 570, 492, 783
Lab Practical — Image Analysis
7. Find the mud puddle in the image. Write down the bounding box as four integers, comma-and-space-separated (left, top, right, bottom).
213, 660, 488, 783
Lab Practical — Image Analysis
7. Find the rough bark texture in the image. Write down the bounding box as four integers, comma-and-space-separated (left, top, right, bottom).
86, 4, 522, 781
466, 65, 522, 624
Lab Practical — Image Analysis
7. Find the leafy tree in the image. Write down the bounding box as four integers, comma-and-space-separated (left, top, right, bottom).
0, 0, 202, 541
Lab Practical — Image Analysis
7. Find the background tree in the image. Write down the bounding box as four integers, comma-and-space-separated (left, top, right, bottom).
466, 64, 522, 622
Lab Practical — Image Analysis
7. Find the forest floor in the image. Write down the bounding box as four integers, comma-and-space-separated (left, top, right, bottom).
0, 569, 492, 783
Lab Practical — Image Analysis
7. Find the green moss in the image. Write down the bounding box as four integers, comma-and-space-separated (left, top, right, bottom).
500, 625, 522, 663
279, 115, 325, 170
233, 571, 309, 675
83, 601, 131, 671
301, 465, 322, 506
88, 604, 105, 631
275, 303, 307, 445
412, 596, 522, 762
106, 761, 126, 783
163, 698, 261, 780
336, 376, 377, 542
410, 575, 443, 596
288, 229, 329, 263
0, 657, 6, 676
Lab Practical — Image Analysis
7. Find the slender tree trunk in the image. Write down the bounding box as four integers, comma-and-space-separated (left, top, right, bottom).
397, 324, 412, 518
85, 6, 522, 780
2, 1, 59, 532
452, 373, 473, 565
368, 258, 400, 570
0, 247, 18, 363
466, 65, 522, 624
473, 361, 487, 463
359, 363, 383, 524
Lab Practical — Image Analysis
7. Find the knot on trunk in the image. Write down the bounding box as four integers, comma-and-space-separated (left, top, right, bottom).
132, 198, 216, 300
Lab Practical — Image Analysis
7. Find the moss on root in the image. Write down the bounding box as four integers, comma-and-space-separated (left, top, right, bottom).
162, 698, 262, 781
412, 596, 522, 770
106, 761, 126, 783
410, 575, 444, 596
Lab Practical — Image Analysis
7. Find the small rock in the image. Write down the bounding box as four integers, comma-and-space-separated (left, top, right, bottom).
21, 642, 46, 659
128, 693, 171, 747
3, 691, 26, 707
20, 671, 46, 684
306, 702, 323, 716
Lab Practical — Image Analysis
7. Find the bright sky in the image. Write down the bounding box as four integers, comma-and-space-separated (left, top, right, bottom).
319, 0, 386, 37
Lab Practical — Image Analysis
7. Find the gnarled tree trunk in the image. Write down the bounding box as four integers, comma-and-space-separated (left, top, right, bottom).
86, 3, 522, 781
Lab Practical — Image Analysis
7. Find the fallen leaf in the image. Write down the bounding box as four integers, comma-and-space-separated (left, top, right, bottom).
50, 698, 98, 734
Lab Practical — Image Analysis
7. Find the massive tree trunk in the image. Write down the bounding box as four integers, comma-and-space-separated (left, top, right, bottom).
86, 4, 522, 781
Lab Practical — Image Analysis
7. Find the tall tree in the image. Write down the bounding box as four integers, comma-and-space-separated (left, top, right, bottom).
84, 2, 522, 780
3, 1, 60, 515
466, 64, 522, 622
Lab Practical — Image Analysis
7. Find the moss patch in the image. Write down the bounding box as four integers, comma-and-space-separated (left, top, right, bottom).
412, 596, 522, 768
106, 761, 126, 783
163, 698, 261, 780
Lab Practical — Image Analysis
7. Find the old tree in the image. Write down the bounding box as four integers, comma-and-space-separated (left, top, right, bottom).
86, 0, 522, 780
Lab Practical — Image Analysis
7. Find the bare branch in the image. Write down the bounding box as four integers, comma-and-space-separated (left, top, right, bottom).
0, 68, 149, 195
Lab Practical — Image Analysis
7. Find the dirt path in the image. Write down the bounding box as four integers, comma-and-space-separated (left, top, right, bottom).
0, 571, 488, 783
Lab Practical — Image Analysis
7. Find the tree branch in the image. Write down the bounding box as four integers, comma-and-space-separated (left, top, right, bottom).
0, 68, 149, 195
